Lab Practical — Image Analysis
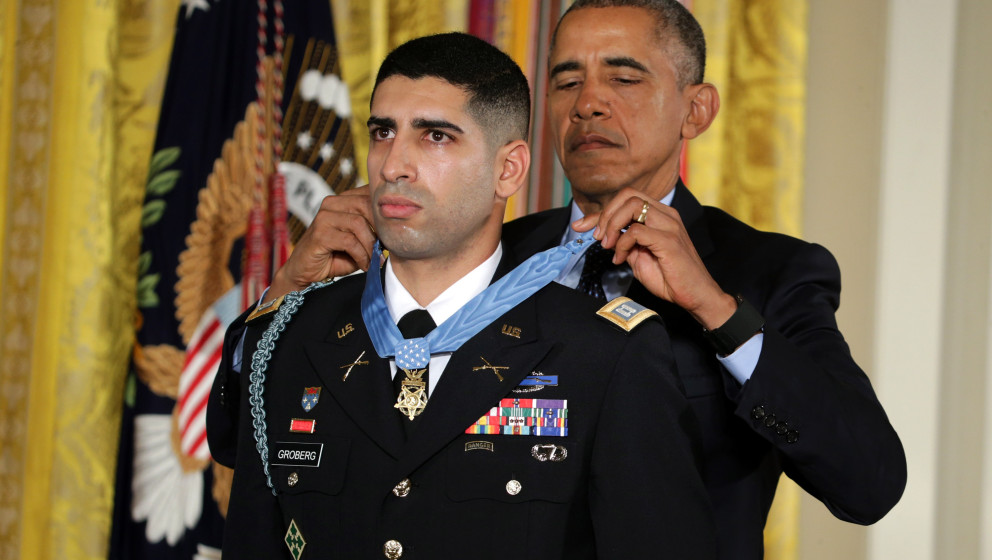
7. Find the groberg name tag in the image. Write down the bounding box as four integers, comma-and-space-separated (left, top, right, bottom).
271, 441, 324, 468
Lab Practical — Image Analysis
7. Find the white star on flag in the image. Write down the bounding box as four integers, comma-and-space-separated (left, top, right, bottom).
318, 143, 335, 161
297, 131, 314, 150
182, 0, 210, 19
340, 158, 354, 177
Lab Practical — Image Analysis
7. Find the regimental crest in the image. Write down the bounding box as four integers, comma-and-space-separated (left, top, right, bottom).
301, 386, 321, 412
285, 519, 307, 560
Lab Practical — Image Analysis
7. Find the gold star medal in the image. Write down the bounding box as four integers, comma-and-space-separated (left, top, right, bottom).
394, 368, 428, 421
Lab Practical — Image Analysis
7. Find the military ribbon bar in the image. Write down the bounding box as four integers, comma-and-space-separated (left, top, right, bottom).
465, 399, 569, 436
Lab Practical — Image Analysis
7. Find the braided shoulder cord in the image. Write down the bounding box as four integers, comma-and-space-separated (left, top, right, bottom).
248, 279, 337, 495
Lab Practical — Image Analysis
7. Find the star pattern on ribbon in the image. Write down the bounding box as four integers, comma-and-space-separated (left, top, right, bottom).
395, 338, 430, 370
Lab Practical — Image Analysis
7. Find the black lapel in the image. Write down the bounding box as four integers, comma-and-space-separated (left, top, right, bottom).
670, 180, 715, 260
394, 297, 554, 476
303, 306, 405, 460
492, 247, 517, 282
503, 206, 572, 262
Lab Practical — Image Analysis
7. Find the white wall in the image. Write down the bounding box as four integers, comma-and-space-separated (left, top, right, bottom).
804, 0, 992, 558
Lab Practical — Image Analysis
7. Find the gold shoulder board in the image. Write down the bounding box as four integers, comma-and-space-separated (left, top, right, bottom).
596, 297, 658, 332
246, 294, 286, 323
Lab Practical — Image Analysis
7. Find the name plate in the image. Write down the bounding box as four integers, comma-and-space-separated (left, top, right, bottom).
271, 441, 324, 468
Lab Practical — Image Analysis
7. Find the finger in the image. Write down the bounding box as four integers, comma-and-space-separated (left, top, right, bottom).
644, 202, 684, 228
591, 187, 645, 241
333, 212, 376, 270
319, 191, 373, 219
303, 214, 374, 273
286, 210, 374, 280
340, 184, 369, 197
571, 212, 599, 234
599, 196, 654, 249
316, 193, 375, 236
612, 204, 690, 262
613, 223, 655, 263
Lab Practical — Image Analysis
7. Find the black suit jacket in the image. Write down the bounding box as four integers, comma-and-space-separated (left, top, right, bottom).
214, 272, 718, 559
501, 182, 907, 559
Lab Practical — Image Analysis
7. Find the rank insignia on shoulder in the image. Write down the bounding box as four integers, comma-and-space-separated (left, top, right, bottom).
246, 294, 285, 323
596, 297, 658, 332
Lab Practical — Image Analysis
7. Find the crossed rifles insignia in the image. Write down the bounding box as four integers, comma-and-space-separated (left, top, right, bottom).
473, 356, 508, 382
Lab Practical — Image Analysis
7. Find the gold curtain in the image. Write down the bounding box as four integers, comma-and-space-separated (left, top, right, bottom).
691, 0, 807, 237
692, 1, 809, 559
0, 2, 807, 558
0, 1, 178, 558
331, 0, 467, 184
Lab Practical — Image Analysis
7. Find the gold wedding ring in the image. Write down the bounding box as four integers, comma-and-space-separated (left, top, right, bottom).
635, 201, 650, 224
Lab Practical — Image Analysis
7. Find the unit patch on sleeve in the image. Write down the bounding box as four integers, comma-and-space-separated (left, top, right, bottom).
285, 519, 306, 560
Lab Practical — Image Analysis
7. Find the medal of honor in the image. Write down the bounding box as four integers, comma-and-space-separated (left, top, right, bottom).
394, 368, 428, 420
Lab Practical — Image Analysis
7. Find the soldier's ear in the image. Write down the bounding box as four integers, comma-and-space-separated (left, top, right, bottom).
495, 140, 530, 200
681, 83, 719, 139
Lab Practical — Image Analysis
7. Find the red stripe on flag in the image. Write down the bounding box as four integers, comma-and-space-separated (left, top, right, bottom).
185, 319, 221, 363
178, 346, 222, 412
186, 429, 209, 459
181, 391, 211, 439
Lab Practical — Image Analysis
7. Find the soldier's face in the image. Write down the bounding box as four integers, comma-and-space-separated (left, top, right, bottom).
366, 76, 499, 262
548, 7, 692, 204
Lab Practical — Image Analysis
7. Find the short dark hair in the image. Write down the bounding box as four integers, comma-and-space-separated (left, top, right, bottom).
372, 32, 531, 146
554, 0, 706, 89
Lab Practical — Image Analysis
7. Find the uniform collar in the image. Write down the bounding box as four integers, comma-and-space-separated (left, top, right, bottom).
383, 243, 503, 326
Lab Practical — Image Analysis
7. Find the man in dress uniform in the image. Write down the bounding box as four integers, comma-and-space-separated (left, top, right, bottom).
235, 1, 908, 557
211, 32, 717, 559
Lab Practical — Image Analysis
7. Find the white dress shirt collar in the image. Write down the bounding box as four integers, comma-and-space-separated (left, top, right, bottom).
383, 243, 503, 326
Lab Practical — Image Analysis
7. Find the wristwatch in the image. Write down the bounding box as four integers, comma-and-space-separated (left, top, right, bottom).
701, 294, 765, 356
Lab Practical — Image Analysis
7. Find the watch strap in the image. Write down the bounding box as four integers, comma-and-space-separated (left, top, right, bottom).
702, 295, 765, 356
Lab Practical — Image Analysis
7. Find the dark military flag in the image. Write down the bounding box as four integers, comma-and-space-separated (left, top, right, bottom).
109, 1, 354, 557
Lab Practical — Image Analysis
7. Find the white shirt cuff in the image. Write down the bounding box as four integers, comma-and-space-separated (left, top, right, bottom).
716, 332, 764, 385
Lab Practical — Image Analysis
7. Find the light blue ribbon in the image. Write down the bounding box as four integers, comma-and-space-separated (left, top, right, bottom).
362, 234, 595, 369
